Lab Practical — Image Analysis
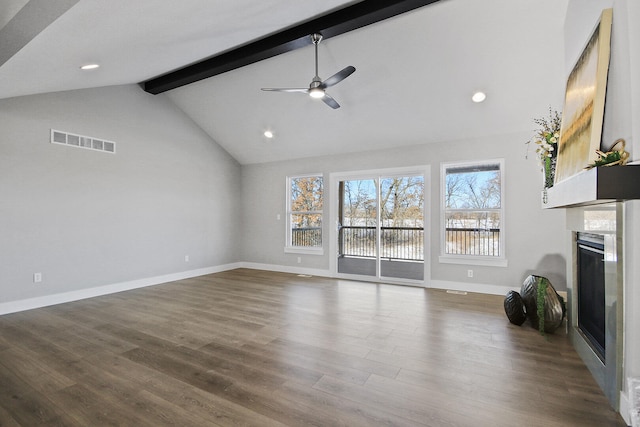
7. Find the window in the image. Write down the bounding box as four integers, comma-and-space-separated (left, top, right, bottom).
286, 174, 323, 254
440, 159, 506, 266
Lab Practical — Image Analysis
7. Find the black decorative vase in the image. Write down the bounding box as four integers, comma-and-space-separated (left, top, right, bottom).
520, 275, 565, 333
504, 290, 527, 326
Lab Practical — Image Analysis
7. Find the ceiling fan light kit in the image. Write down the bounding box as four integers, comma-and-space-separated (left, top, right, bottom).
309, 86, 325, 99
261, 33, 355, 109
472, 91, 487, 103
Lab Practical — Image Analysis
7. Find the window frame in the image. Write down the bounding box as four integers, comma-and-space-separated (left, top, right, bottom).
285, 173, 324, 255
439, 159, 507, 267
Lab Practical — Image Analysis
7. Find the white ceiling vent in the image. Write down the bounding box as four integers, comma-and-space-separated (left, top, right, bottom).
51, 129, 116, 154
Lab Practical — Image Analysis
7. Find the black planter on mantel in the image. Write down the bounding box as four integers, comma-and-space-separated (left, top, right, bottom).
542, 165, 640, 209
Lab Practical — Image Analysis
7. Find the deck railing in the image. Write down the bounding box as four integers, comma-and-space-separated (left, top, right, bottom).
444, 227, 500, 256
291, 227, 322, 247
292, 226, 500, 259
339, 226, 424, 261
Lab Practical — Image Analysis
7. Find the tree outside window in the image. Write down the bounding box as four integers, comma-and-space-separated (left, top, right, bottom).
288, 175, 323, 250
442, 160, 504, 258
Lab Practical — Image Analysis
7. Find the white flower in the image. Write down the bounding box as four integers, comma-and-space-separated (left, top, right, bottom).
554, 132, 560, 138
550, 136, 557, 143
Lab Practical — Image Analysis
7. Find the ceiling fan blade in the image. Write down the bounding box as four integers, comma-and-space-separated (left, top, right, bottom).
322, 93, 340, 109
320, 66, 356, 89
261, 88, 309, 93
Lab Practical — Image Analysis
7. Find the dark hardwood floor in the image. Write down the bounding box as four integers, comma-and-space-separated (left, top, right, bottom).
0, 269, 626, 426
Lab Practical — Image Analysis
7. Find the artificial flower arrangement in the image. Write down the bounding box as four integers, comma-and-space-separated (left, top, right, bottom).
526, 108, 562, 188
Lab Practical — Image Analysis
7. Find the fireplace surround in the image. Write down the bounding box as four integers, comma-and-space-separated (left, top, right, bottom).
567, 203, 623, 409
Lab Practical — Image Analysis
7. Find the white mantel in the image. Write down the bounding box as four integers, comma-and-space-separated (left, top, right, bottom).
543, 165, 640, 209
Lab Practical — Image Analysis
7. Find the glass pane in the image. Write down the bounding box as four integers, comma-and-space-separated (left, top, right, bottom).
291, 214, 322, 247
291, 176, 323, 211
380, 176, 424, 228
379, 176, 424, 260
445, 167, 501, 209
444, 211, 501, 256
340, 179, 377, 257
338, 179, 377, 276
380, 176, 424, 280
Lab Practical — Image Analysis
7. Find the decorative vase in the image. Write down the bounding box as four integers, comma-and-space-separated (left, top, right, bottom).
504, 290, 527, 326
520, 275, 565, 334
544, 156, 557, 188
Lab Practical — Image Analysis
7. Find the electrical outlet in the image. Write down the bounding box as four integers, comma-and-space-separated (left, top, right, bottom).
277, 214, 281, 220
467, 269, 473, 278
185, 255, 190, 262
297, 257, 301, 264
33, 272, 42, 283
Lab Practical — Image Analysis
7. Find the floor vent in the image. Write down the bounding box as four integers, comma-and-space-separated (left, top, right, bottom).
446, 290, 468, 295
51, 129, 116, 154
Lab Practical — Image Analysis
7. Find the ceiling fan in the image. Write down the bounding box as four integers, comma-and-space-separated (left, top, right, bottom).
261, 33, 355, 109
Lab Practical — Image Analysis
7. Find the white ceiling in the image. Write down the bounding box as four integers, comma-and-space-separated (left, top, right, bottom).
0, 0, 569, 165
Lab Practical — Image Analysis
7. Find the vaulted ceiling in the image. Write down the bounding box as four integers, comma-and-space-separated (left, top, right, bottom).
0, 0, 569, 164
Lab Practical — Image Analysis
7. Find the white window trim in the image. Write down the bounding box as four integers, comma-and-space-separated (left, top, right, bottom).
285, 173, 324, 255
439, 158, 507, 267
284, 246, 324, 255
438, 254, 508, 267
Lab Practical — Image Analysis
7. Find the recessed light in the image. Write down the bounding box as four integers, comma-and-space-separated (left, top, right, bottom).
472, 91, 486, 103
264, 130, 274, 138
80, 64, 100, 70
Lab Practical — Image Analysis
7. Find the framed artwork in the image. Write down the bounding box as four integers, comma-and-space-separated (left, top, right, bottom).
555, 9, 613, 184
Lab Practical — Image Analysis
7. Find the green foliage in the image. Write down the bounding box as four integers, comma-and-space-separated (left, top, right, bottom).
589, 151, 622, 167
537, 277, 548, 335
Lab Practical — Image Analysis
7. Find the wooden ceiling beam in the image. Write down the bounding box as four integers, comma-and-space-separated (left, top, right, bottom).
141, 0, 441, 94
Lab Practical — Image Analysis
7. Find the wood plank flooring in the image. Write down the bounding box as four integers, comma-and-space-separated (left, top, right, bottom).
0, 269, 626, 426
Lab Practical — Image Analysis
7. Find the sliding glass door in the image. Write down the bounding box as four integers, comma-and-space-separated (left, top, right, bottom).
379, 175, 424, 280
337, 178, 378, 277
334, 170, 425, 282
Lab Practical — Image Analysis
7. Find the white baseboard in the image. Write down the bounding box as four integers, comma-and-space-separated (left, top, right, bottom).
428, 279, 518, 296
620, 390, 631, 426
238, 264, 520, 296
238, 262, 333, 278
0, 262, 528, 316
0, 263, 242, 315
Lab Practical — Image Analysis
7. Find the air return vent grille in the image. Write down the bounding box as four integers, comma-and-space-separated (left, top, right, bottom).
51, 129, 116, 154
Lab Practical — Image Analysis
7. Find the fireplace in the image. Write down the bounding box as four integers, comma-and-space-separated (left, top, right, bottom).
543, 166, 640, 416
576, 233, 605, 361
565, 204, 623, 410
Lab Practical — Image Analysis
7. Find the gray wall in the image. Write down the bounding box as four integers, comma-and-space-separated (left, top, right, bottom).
565, 0, 640, 416
241, 130, 568, 291
0, 84, 241, 304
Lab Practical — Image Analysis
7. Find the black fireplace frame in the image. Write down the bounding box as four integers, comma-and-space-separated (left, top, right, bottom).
576, 232, 606, 362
